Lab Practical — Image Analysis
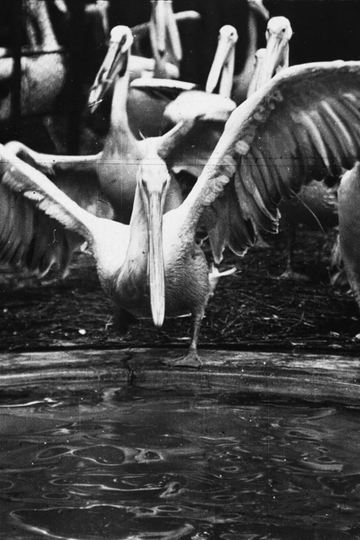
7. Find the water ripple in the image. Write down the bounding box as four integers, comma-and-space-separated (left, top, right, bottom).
1, 390, 360, 539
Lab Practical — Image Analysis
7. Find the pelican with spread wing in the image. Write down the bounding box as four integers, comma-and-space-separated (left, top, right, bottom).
2, 61, 360, 365
250, 17, 339, 281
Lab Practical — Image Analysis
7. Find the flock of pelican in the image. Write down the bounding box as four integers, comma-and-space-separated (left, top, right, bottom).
2, 0, 360, 365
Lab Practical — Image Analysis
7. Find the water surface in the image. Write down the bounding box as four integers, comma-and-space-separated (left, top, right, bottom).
1, 386, 360, 539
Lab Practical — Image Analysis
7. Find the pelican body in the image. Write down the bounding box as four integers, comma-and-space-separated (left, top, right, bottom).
338, 163, 360, 307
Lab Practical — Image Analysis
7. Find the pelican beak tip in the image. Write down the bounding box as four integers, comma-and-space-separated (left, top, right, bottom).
153, 310, 165, 329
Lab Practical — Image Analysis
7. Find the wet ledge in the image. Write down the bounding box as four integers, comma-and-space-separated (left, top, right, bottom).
0, 348, 360, 406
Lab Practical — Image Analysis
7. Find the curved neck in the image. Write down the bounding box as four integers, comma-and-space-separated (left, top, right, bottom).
111, 71, 130, 129
104, 71, 141, 158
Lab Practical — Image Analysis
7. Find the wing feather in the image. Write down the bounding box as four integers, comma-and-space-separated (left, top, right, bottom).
0, 185, 76, 276
204, 181, 257, 262
0, 141, 114, 276
326, 98, 360, 156
4, 141, 110, 218
247, 147, 277, 210
0, 145, 99, 277
316, 105, 351, 166
181, 61, 360, 256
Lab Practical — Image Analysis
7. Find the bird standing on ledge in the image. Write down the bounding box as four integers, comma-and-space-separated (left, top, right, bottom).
2, 62, 360, 366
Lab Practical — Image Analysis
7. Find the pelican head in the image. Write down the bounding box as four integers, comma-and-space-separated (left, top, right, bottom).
88, 25, 133, 111
254, 16, 293, 91
138, 153, 170, 328
205, 25, 239, 97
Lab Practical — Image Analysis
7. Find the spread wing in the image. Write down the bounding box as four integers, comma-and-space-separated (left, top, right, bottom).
4, 141, 112, 219
180, 61, 360, 262
0, 142, 109, 277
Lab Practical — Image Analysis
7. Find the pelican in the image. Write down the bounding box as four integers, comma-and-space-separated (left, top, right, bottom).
3, 61, 360, 365
337, 163, 360, 309
0, 0, 67, 120
248, 15, 293, 96
248, 17, 339, 280
8, 26, 235, 225
88, 1, 194, 141
277, 181, 339, 280
148, 0, 182, 79
205, 25, 239, 98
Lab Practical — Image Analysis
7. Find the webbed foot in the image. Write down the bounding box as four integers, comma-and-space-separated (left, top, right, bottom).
164, 349, 202, 369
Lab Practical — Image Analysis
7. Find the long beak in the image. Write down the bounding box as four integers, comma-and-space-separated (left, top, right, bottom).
246, 48, 266, 97
150, 0, 182, 78
88, 27, 132, 111
163, 1, 182, 64
88, 40, 122, 111
206, 34, 235, 96
148, 191, 165, 328
254, 34, 288, 91
150, 0, 167, 59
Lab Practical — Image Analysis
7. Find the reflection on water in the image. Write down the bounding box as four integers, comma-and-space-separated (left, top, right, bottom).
1, 387, 360, 539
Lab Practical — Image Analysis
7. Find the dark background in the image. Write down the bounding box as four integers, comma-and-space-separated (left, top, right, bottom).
109, 0, 360, 83
1, 0, 360, 152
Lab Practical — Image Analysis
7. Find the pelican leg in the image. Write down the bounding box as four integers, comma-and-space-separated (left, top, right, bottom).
165, 309, 204, 369
279, 225, 310, 281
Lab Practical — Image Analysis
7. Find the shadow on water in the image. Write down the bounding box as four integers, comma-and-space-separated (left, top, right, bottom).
1, 385, 360, 539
